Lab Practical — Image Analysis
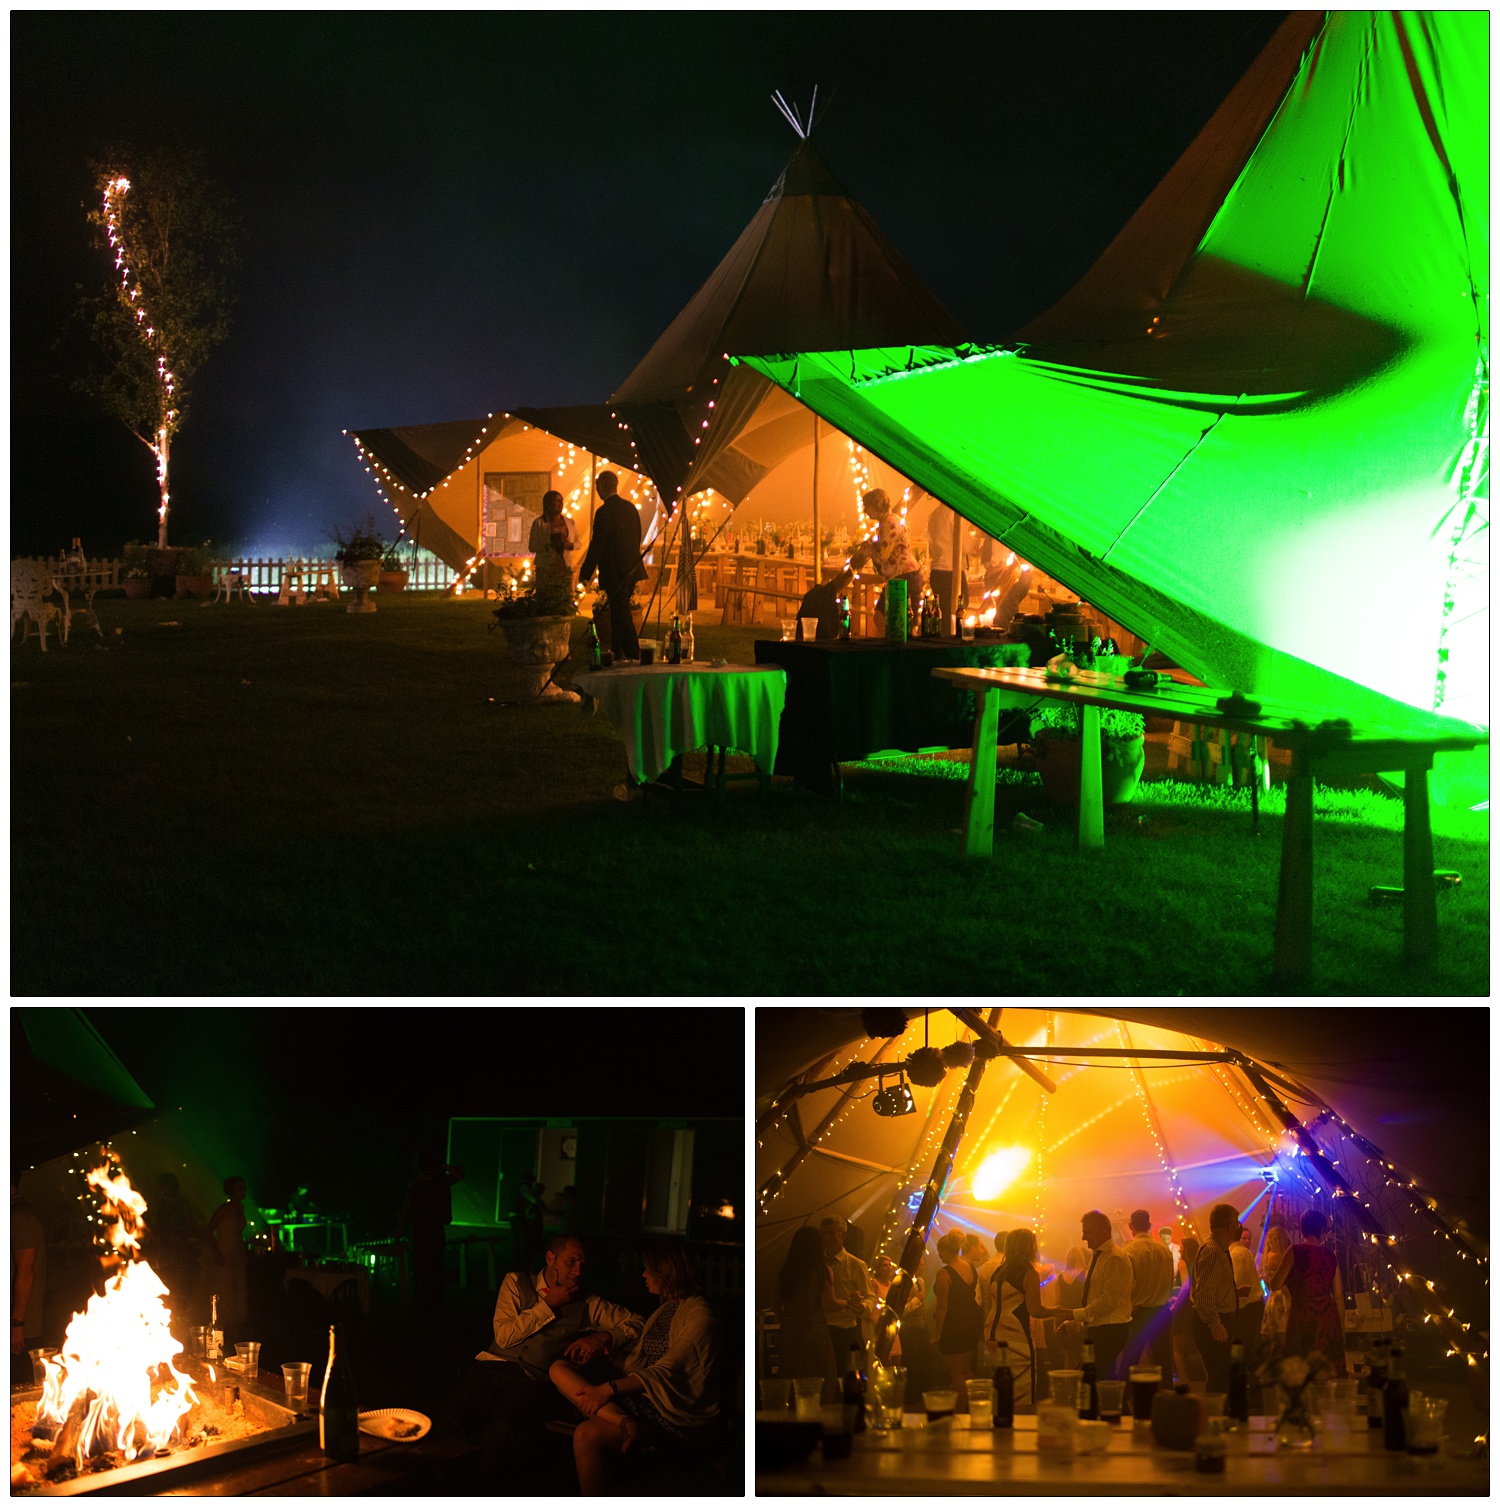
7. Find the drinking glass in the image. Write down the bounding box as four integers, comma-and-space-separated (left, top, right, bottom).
638, 640, 657, 666
780, 618, 797, 641
1202, 1392, 1226, 1420
965, 1378, 994, 1429
870, 1366, 907, 1432
1404, 1397, 1447, 1457
922, 1388, 958, 1422
792, 1376, 825, 1421
1128, 1365, 1161, 1425
1097, 1380, 1125, 1424
190, 1325, 212, 1358
1048, 1369, 1083, 1408
760, 1377, 792, 1413
282, 1361, 312, 1412
799, 617, 818, 642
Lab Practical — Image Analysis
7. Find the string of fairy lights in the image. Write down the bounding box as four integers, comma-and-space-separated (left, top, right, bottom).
101, 178, 176, 537
1117, 1021, 1197, 1237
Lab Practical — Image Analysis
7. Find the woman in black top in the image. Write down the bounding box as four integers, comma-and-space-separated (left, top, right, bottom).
932, 1230, 983, 1401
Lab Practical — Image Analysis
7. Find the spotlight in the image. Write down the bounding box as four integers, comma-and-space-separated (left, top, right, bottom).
1260, 1168, 1278, 1183
873, 1073, 916, 1118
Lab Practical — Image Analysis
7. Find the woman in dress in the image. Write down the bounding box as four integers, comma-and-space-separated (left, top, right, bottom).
204, 1175, 250, 1341
850, 489, 923, 629
1260, 1227, 1292, 1345
1170, 1234, 1205, 1387
1267, 1209, 1346, 1375
528, 490, 578, 595
932, 1230, 983, 1400
988, 1228, 1049, 1409
551, 1239, 719, 1494
772, 1225, 839, 1403
1052, 1243, 1091, 1375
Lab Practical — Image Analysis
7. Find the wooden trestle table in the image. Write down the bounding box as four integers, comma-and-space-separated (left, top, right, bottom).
931, 665, 1487, 982
755, 1411, 1489, 1495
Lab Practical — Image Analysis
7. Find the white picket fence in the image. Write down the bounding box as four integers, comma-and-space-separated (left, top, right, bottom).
12, 554, 460, 594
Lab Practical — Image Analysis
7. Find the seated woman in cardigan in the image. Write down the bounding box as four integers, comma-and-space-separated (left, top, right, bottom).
548, 1238, 719, 1492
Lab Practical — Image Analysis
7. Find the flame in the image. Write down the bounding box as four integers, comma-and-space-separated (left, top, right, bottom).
33, 1158, 197, 1467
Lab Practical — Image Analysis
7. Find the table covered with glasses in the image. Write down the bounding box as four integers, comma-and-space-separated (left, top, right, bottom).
753, 638, 1033, 795
754, 1409, 1487, 1495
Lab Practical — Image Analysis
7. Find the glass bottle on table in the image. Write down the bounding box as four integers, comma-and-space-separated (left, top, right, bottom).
208, 1293, 223, 1362
666, 614, 683, 664
1226, 1340, 1249, 1426
320, 1323, 360, 1461
838, 594, 851, 639
586, 621, 602, 671
1366, 1337, 1389, 1430
1381, 1347, 1409, 1451
682, 615, 694, 663
991, 1341, 1014, 1428
1079, 1341, 1100, 1419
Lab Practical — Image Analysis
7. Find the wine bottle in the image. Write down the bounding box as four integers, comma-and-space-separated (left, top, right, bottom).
208, 1294, 223, 1362
1079, 1341, 1100, 1420
682, 615, 695, 663
954, 572, 968, 638
320, 1324, 360, 1461
1226, 1340, 1249, 1425
991, 1342, 1014, 1428
1381, 1346, 1409, 1451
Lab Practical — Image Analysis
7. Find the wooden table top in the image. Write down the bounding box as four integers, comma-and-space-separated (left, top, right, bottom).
755, 1411, 1489, 1496
931, 665, 1488, 754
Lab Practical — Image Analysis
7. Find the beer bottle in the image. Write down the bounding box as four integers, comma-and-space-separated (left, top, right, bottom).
682, 615, 695, 663
843, 1350, 867, 1434
954, 572, 968, 638
991, 1342, 1014, 1428
586, 621, 602, 671
1079, 1341, 1100, 1420
1226, 1340, 1249, 1425
839, 594, 851, 639
1382, 1347, 1409, 1451
666, 614, 683, 664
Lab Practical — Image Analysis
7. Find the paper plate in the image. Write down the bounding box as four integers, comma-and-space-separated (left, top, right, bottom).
358, 1407, 431, 1442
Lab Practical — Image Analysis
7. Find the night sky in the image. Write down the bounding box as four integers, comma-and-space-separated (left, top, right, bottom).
87, 1005, 745, 1242
12, 12, 1286, 557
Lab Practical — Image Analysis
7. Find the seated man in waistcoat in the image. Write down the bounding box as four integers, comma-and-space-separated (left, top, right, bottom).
436, 1234, 643, 1485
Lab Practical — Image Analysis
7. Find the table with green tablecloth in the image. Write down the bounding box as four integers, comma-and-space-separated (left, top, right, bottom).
753, 638, 1032, 794
574, 662, 787, 787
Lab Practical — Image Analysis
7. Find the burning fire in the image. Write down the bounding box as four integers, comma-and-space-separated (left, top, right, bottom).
32, 1158, 197, 1470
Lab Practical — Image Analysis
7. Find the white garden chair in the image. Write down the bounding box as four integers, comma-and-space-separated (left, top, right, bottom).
11, 560, 61, 651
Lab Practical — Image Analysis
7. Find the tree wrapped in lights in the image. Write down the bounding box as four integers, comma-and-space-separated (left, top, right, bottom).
75, 148, 237, 548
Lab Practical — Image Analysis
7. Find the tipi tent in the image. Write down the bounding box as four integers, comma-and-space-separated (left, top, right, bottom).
609, 135, 968, 548
756, 1007, 1487, 1369
743, 12, 1488, 808
347, 405, 651, 577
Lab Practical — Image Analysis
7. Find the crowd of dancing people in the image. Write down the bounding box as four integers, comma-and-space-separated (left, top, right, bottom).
775, 1204, 1345, 1408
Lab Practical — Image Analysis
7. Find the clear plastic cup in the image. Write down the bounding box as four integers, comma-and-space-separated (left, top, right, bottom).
236, 1342, 261, 1377
965, 1378, 994, 1428
780, 618, 797, 641
799, 617, 818, 642
282, 1361, 312, 1412
760, 1377, 792, 1412
1097, 1379, 1126, 1422
1202, 1392, 1227, 1419
792, 1376, 824, 1421
1405, 1397, 1447, 1457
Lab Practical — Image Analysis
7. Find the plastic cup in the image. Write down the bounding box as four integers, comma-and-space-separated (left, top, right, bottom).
1128, 1365, 1161, 1424
1202, 1392, 1227, 1419
799, 617, 818, 642
1097, 1379, 1126, 1423
780, 618, 797, 641
282, 1361, 312, 1412
870, 1365, 907, 1431
190, 1325, 212, 1358
792, 1376, 824, 1421
922, 1388, 958, 1422
236, 1342, 261, 1377
1405, 1397, 1446, 1457
965, 1379, 994, 1429
638, 640, 656, 665
28, 1347, 59, 1386
760, 1377, 792, 1412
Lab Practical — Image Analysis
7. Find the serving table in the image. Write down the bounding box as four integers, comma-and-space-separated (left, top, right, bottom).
755, 1411, 1488, 1495
932, 664, 1488, 980
574, 662, 787, 790
755, 638, 1031, 796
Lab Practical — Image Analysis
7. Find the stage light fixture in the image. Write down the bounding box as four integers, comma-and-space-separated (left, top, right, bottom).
873, 1073, 916, 1118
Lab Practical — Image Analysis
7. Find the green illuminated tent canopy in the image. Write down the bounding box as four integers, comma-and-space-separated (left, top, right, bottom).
745, 12, 1488, 807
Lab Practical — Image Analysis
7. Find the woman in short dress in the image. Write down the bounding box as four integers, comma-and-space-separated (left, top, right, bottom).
551, 1239, 719, 1493
1267, 1209, 1346, 1375
1171, 1234, 1205, 1387
932, 1230, 983, 1400
988, 1228, 1049, 1409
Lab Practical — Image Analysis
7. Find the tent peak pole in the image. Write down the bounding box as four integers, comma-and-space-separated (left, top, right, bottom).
948, 1007, 1058, 1094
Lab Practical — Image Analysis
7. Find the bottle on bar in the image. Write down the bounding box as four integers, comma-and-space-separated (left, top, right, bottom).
991, 1342, 1014, 1428
1226, 1340, 1249, 1426
208, 1293, 223, 1362
586, 620, 602, 670
838, 594, 851, 639
1366, 1337, 1389, 1430
666, 614, 683, 665
682, 615, 695, 663
320, 1324, 360, 1460
1079, 1341, 1100, 1420
953, 572, 968, 638
1381, 1346, 1409, 1451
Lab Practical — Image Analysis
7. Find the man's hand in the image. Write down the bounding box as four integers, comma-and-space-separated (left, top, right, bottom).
541, 1279, 580, 1309
565, 1332, 611, 1365
11, 1326, 23, 1356
572, 1382, 612, 1418
1211, 1322, 1228, 1343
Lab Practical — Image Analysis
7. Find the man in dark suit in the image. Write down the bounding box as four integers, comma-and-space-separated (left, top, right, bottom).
578, 472, 644, 660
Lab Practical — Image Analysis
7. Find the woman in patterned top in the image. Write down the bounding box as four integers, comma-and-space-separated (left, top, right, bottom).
850, 488, 923, 628
550, 1239, 719, 1493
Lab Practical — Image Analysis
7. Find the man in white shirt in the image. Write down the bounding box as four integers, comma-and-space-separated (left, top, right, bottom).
1158, 1226, 1182, 1283
1060, 1209, 1133, 1381
976, 1230, 1008, 1341
821, 1216, 873, 1379
1119, 1209, 1177, 1381
435, 1234, 642, 1484
1231, 1222, 1265, 1360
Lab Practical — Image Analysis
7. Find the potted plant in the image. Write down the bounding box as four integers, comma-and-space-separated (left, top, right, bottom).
378, 542, 411, 595
172, 544, 216, 601
333, 518, 386, 613
122, 565, 153, 600
1028, 701, 1147, 807
491, 576, 578, 700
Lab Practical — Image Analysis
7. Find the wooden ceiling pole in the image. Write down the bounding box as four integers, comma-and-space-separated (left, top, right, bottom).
875, 1008, 1001, 1365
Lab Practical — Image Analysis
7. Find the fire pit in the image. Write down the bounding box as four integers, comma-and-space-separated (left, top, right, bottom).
9, 1157, 316, 1495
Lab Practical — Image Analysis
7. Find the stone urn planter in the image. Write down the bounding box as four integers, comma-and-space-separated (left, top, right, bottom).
499, 615, 578, 701
378, 569, 409, 595
340, 558, 380, 613
123, 575, 153, 600
175, 574, 214, 601
1035, 728, 1146, 807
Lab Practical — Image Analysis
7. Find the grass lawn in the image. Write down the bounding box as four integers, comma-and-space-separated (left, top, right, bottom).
11, 594, 1488, 997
